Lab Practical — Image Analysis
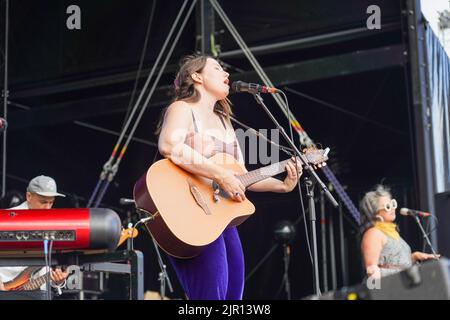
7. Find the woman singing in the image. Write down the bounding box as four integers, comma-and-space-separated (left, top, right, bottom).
157, 54, 303, 300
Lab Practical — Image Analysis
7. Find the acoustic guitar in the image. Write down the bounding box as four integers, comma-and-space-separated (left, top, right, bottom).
133, 149, 328, 259
2, 227, 138, 291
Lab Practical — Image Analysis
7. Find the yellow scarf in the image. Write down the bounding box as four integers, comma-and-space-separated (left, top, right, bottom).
374, 222, 400, 241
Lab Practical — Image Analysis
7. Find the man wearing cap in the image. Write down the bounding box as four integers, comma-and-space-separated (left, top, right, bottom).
10, 175, 66, 210
0, 175, 69, 294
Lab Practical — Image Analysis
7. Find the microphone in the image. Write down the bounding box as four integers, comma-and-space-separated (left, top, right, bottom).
0, 117, 7, 132
231, 81, 280, 94
119, 198, 135, 206
400, 208, 431, 217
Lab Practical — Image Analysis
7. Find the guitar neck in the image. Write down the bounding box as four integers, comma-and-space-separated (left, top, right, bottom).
22, 273, 48, 291
237, 159, 290, 188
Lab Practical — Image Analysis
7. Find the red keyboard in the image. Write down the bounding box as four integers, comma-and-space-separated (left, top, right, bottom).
0, 208, 121, 251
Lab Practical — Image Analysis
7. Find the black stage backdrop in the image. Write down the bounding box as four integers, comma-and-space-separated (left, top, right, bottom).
0, 0, 434, 299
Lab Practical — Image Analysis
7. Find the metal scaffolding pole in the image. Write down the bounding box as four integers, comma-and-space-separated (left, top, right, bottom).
405, 0, 437, 247
328, 207, 337, 291
319, 191, 328, 292
2, 0, 9, 197
338, 200, 349, 287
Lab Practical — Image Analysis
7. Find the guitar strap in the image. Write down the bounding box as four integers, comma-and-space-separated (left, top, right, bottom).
215, 110, 295, 156
152, 109, 295, 165
192, 109, 228, 132
191, 110, 200, 133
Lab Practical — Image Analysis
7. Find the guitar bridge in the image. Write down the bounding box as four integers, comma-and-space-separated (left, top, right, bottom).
187, 179, 212, 215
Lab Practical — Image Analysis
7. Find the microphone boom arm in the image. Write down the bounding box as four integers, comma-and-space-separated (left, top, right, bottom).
252, 93, 338, 207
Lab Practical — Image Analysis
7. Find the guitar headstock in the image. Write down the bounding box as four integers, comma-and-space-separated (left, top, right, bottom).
117, 227, 139, 247
303, 147, 330, 169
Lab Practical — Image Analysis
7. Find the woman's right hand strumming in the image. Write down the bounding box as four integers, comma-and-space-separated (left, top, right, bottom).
216, 169, 246, 202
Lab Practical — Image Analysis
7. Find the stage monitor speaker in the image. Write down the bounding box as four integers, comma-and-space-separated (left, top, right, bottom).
365, 258, 450, 300
368, 258, 450, 300
435, 191, 450, 257
306, 259, 450, 300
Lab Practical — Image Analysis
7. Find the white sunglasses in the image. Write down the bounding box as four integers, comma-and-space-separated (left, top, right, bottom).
379, 199, 397, 211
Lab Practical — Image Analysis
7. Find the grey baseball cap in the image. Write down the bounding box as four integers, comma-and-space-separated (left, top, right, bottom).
27, 175, 65, 197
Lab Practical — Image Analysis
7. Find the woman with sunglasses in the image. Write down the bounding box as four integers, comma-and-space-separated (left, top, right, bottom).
359, 185, 439, 279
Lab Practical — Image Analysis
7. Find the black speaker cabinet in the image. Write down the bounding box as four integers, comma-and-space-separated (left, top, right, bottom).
365, 259, 450, 300
435, 191, 450, 257
307, 259, 450, 300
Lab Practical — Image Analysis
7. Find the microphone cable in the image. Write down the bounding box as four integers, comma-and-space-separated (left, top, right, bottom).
128, 147, 161, 252
422, 214, 439, 253
279, 90, 314, 270
282, 90, 321, 295
48, 239, 55, 296
43, 239, 51, 300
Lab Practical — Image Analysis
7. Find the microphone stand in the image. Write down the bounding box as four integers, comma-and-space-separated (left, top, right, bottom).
118, 198, 136, 250
304, 177, 321, 296
413, 216, 439, 257
282, 244, 292, 300
252, 93, 338, 207
152, 238, 173, 299
252, 93, 338, 297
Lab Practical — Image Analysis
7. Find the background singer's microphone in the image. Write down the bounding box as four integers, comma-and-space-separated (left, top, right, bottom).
119, 198, 135, 206
0, 117, 7, 132
231, 81, 280, 94
400, 207, 431, 217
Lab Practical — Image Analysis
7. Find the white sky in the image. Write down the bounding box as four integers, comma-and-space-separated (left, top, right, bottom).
421, 0, 450, 54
